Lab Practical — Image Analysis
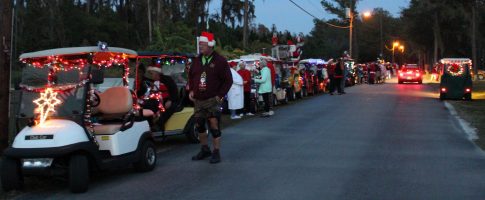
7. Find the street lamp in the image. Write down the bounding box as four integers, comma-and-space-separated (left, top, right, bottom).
362, 11, 383, 59
391, 42, 404, 64
347, 7, 369, 59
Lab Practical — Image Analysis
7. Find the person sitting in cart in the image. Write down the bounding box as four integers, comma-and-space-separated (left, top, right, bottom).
139, 64, 180, 131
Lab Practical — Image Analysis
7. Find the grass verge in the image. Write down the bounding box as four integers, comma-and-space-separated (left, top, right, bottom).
447, 81, 485, 149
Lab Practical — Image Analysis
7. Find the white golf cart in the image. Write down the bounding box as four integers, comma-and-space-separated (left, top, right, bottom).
1, 46, 157, 193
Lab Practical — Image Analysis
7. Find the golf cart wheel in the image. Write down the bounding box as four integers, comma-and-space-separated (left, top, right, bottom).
250, 100, 258, 113
69, 154, 89, 193
296, 91, 302, 99
272, 94, 277, 106
1, 157, 23, 191
184, 116, 199, 143
464, 93, 472, 101
439, 93, 446, 100
283, 93, 289, 104
134, 140, 157, 172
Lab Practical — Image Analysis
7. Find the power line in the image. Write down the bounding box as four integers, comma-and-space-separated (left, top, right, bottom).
288, 0, 350, 29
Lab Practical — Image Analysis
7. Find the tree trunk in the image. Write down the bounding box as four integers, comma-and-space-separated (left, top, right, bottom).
147, 0, 152, 43
0, 0, 12, 151
243, 0, 249, 49
221, 0, 227, 24
471, 0, 478, 79
433, 13, 440, 64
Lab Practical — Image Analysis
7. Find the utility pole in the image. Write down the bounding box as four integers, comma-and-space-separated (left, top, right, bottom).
0, 0, 13, 151
346, 0, 354, 59
471, 0, 478, 79
243, 0, 249, 50
379, 12, 383, 58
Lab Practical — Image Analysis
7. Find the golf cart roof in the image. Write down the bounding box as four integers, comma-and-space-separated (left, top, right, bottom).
19, 46, 138, 60
300, 59, 327, 65
239, 54, 277, 61
137, 51, 195, 58
440, 58, 472, 65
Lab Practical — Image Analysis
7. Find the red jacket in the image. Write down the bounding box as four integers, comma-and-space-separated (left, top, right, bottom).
267, 62, 276, 87
238, 69, 251, 92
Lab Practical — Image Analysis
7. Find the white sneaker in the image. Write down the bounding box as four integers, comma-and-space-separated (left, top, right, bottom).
239, 113, 244, 117
231, 115, 241, 120
268, 111, 274, 116
247, 113, 255, 116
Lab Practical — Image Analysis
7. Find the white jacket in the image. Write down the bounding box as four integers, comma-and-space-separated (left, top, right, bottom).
227, 68, 244, 110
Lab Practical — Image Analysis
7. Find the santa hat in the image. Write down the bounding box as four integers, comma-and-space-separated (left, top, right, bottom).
147, 65, 162, 73
229, 61, 238, 67
199, 31, 216, 47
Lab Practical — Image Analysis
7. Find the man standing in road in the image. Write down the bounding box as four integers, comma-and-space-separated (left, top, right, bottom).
189, 32, 233, 164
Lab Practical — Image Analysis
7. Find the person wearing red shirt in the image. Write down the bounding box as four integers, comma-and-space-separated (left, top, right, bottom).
237, 62, 253, 116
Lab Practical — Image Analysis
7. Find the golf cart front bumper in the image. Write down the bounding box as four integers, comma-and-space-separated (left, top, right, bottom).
3, 141, 97, 159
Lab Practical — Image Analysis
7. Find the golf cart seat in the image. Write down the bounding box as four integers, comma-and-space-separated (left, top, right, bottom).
93, 87, 133, 135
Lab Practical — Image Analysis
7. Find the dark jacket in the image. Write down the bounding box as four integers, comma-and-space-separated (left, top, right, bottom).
189, 51, 233, 100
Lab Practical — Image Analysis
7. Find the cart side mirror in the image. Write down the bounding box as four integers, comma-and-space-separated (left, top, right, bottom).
91, 68, 104, 84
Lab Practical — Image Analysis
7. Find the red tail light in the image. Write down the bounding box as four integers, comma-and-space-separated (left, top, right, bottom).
441, 88, 447, 93
465, 88, 471, 93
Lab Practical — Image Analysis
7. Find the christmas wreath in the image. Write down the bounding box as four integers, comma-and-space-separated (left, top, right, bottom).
447, 63, 464, 76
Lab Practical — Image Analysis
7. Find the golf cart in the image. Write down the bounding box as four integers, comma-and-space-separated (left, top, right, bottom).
136, 52, 198, 143
2, 46, 157, 193
439, 58, 473, 100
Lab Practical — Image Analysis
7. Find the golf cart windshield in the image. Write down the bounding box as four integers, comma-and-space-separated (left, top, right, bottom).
18, 65, 89, 119
161, 62, 187, 86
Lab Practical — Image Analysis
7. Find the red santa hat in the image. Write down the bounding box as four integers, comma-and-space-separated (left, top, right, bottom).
199, 31, 216, 47
228, 61, 238, 67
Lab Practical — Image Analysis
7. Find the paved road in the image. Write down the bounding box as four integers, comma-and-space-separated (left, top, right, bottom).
9, 81, 485, 200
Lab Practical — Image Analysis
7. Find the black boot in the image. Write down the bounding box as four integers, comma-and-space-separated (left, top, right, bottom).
209, 149, 221, 164
192, 145, 211, 161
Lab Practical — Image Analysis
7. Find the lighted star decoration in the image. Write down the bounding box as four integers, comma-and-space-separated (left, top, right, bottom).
33, 88, 62, 125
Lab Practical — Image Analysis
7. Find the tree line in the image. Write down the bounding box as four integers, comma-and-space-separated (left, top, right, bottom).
304, 0, 484, 74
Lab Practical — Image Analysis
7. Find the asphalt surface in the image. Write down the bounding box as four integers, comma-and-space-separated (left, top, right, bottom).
6, 81, 485, 200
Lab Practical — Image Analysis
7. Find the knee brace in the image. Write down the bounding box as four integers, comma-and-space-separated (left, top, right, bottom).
195, 118, 207, 133
209, 129, 222, 138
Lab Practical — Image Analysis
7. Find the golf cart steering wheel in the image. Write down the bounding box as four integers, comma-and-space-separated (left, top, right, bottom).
91, 92, 101, 107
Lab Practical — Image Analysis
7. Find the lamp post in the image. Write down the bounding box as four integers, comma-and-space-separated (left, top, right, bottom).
392, 41, 399, 64
398, 45, 404, 64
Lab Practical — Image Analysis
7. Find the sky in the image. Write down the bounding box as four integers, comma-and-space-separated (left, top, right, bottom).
209, 0, 410, 34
